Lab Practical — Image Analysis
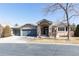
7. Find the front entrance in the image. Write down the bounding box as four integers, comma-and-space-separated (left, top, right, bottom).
37, 19, 52, 37
41, 27, 49, 36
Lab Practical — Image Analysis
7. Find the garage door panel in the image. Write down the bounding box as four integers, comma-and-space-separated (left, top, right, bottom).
22, 29, 37, 36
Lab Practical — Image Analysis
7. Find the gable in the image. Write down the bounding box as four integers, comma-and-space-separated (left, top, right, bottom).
57, 22, 67, 27
37, 19, 52, 25
21, 24, 37, 29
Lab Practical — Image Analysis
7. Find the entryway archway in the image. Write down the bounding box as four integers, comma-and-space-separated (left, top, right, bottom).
37, 19, 52, 37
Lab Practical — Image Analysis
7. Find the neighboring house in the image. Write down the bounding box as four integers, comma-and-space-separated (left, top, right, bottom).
0, 24, 3, 38
12, 19, 74, 37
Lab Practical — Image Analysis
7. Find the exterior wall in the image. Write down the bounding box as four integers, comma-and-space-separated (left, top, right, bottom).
69, 31, 74, 37
0, 25, 3, 38
57, 31, 68, 37
49, 25, 52, 37
37, 25, 41, 37
56, 31, 74, 37
12, 28, 20, 36
56, 26, 66, 37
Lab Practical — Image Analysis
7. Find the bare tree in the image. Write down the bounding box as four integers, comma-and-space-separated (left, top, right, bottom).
44, 3, 79, 40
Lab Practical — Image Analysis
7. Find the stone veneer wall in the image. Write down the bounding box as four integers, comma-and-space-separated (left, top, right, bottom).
56, 31, 74, 37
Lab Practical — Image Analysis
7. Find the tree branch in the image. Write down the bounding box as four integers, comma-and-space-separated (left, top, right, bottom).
69, 14, 79, 20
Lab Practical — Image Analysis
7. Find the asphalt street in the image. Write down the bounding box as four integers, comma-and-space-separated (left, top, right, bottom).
0, 43, 79, 56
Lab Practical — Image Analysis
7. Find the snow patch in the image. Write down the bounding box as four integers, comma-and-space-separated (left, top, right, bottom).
0, 36, 27, 43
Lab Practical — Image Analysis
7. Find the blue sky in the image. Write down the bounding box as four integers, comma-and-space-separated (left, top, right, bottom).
0, 3, 79, 26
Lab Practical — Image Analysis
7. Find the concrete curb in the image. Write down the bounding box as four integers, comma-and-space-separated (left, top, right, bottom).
26, 42, 79, 46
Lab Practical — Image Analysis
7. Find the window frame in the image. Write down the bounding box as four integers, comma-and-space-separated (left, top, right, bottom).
58, 27, 65, 31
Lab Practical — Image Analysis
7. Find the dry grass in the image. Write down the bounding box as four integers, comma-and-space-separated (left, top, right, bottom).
29, 37, 79, 44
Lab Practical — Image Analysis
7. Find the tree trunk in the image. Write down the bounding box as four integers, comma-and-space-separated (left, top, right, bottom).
67, 20, 70, 40
65, 11, 70, 40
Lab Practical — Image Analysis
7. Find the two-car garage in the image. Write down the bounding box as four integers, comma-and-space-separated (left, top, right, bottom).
22, 29, 37, 37
12, 24, 37, 37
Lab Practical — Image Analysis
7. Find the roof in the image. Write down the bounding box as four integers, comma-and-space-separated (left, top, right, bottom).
21, 24, 37, 28
37, 19, 52, 25
11, 25, 21, 29
57, 22, 68, 26
12, 23, 37, 29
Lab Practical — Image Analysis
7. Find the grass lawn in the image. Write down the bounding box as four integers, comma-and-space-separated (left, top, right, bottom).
29, 37, 79, 44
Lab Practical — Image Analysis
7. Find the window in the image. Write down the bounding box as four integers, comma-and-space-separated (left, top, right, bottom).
66, 27, 68, 31
58, 27, 65, 31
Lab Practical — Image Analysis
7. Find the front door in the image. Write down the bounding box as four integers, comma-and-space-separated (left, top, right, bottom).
42, 27, 49, 36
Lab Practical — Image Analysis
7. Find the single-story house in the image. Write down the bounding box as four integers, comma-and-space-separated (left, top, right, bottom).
12, 19, 74, 37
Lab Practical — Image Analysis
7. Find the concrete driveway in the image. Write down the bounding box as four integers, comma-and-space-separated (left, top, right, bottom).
0, 43, 79, 56
0, 36, 27, 43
